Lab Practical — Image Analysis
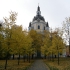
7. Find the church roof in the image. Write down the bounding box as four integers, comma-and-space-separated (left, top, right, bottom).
33, 15, 45, 21
32, 6, 45, 22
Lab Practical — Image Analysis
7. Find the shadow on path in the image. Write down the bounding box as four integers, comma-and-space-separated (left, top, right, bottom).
27, 60, 48, 70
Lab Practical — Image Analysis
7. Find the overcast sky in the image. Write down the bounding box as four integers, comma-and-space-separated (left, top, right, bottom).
0, 0, 70, 29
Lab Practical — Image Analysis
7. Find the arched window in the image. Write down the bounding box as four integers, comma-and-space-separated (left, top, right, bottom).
38, 25, 40, 29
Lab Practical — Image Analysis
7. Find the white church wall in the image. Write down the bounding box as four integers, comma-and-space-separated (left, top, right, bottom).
30, 20, 48, 32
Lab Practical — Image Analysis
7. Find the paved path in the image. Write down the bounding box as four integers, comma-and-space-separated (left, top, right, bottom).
27, 60, 49, 70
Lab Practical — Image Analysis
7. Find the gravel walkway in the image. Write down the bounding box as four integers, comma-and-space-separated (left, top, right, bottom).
27, 60, 49, 70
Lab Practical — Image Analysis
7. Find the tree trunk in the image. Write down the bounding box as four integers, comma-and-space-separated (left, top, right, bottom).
5, 52, 9, 69
58, 51, 59, 65
18, 54, 20, 65
52, 52, 54, 62
29, 53, 30, 63
5, 58, 7, 69
55, 55, 56, 58
24, 55, 25, 62
13, 54, 14, 59
27, 54, 28, 61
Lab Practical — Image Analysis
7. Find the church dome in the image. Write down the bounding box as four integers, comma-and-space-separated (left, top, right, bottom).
33, 15, 45, 21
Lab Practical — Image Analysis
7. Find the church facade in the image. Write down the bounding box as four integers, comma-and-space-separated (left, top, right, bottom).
28, 5, 49, 33
28, 5, 50, 58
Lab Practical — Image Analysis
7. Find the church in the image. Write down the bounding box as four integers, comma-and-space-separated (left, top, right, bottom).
28, 5, 49, 33
28, 5, 50, 58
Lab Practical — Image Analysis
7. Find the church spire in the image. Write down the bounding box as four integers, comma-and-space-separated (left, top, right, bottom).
37, 3, 40, 11
37, 4, 41, 15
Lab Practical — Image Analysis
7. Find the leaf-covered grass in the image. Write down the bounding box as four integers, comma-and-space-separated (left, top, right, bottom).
44, 57, 70, 70
0, 59, 34, 70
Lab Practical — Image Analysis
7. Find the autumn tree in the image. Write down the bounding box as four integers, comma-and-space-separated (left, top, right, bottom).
29, 30, 37, 58
11, 25, 33, 63
10, 25, 24, 65
23, 32, 33, 62
52, 29, 65, 65
3, 11, 17, 69
41, 30, 52, 59
0, 21, 4, 59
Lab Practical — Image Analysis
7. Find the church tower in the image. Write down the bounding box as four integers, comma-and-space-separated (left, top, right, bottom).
28, 5, 49, 33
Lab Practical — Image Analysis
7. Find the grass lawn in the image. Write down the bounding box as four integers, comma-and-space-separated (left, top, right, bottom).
44, 57, 70, 70
0, 59, 34, 70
